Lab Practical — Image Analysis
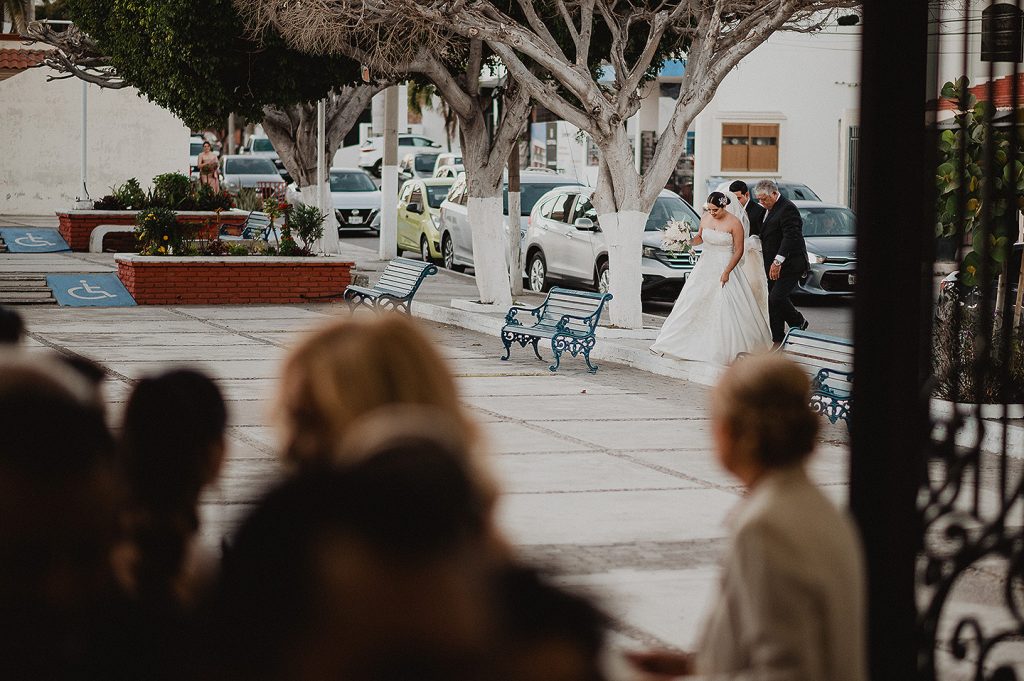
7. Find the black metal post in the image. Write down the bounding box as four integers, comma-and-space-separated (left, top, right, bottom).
850, 2, 932, 680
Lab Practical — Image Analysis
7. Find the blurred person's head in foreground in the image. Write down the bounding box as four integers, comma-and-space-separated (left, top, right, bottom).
118, 369, 228, 607
710, 353, 819, 487
0, 350, 119, 671
210, 433, 498, 681
276, 314, 489, 478
492, 564, 610, 681
0, 305, 24, 345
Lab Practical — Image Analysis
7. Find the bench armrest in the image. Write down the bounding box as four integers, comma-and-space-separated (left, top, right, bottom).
555, 311, 599, 333
505, 303, 543, 325
813, 367, 853, 383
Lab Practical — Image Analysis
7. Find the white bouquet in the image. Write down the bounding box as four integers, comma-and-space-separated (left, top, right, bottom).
661, 219, 695, 253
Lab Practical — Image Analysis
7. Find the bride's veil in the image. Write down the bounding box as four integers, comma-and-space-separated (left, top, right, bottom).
715, 181, 750, 238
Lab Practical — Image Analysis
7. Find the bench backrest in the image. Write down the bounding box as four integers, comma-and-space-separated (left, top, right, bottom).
781, 329, 854, 392
241, 212, 273, 239
374, 257, 439, 296
537, 288, 612, 334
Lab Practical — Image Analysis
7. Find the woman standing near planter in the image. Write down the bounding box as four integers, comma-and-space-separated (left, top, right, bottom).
197, 141, 220, 193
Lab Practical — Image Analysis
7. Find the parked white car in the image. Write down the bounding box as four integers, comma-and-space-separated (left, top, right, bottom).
437, 170, 585, 271
358, 134, 443, 177
433, 153, 463, 175
286, 168, 382, 234
221, 155, 286, 193
524, 186, 703, 300
188, 136, 205, 177
398, 152, 443, 182
242, 134, 289, 180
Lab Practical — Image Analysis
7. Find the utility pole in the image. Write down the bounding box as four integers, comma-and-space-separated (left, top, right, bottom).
379, 86, 399, 260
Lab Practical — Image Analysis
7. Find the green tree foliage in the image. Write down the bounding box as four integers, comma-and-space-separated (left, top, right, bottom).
66, 0, 361, 128
936, 77, 1023, 286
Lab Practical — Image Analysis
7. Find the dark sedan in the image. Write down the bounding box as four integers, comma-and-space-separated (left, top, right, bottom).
794, 201, 857, 296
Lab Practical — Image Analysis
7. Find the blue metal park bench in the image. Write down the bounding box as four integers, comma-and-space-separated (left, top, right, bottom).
779, 328, 854, 428
342, 257, 438, 314
501, 287, 613, 373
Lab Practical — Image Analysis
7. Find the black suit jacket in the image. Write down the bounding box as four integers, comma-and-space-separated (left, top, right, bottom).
745, 199, 766, 237
759, 195, 808, 275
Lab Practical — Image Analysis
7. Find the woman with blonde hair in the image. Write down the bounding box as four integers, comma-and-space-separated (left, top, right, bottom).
276, 313, 486, 475
628, 353, 866, 681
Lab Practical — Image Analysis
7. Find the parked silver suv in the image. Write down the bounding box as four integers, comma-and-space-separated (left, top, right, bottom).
524, 186, 702, 300
438, 170, 584, 271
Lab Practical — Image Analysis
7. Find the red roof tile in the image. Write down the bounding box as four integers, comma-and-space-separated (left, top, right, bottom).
0, 48, 50, 71
937, 72, 1024, 111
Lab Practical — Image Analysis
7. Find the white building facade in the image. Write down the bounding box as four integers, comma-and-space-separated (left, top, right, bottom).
0, 36, 189, 215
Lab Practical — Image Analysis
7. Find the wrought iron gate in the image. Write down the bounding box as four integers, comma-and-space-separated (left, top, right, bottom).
854, 1, 1024, 680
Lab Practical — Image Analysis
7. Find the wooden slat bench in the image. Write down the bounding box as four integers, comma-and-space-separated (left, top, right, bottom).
501, 287, 613, 373
219, 211, 276, 243
342, 257, 438, 314
779, 329, 853, 427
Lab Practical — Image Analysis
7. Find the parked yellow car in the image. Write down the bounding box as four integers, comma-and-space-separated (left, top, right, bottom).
396, 177, 456, 262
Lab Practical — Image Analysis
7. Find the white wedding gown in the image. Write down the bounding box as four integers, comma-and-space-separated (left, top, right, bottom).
651, 196, 772, 365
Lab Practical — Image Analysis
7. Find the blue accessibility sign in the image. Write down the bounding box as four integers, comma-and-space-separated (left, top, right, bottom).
47, 274, 136, 307
0, 228, 71, 253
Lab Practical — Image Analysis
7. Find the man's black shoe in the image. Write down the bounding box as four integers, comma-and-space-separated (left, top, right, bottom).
798, 318, 809, 331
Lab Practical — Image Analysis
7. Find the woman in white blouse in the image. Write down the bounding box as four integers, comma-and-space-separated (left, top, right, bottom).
628, 354, 867, 681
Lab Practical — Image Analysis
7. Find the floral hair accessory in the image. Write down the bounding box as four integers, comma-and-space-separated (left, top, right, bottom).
706, 191, 730, 208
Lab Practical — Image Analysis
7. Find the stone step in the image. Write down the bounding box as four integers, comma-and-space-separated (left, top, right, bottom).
0, 273, 48, 280
0, 290, 55, 304
0, 285, 50, 293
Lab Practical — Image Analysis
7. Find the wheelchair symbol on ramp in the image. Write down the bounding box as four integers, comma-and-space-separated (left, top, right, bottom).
67, 279, 118, 301
14, 232, 57, 248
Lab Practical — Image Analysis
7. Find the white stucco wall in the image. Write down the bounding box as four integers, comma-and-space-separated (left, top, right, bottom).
0, 50, 189, 215
692, 26, 862, 206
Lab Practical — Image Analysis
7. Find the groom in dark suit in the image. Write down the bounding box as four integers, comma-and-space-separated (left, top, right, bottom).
752, 179, 809, 343
728, 180, 765, 236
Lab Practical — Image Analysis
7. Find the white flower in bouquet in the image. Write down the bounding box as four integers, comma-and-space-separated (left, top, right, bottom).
662, 219, 695, 253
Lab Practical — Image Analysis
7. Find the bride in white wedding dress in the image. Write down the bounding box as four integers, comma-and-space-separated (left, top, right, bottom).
650, 190, 771, 365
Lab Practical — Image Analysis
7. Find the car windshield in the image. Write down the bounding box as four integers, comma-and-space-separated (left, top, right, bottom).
779, 184, 821, 201
190, 143, 204, 155
415, 155, 440, 173
251, 138, 275, 152
505, 181, 584, 216
330, 171, 377, 192
426, 185, 451, 208
226, 158, 278, 174
799, 206, 856, 236
645, 195, 701, 232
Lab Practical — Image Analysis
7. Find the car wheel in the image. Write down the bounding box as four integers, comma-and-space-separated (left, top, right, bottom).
442, 234, 464, 272
596, 260, 610, 294
527, 251, 548, 292
420, 235, 433, 263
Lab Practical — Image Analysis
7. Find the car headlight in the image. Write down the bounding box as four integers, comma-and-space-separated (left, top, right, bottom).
807, 251, 826, 264
642, 246, 659, 258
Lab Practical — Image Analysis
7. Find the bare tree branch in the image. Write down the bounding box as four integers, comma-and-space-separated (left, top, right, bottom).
23, 21, 129, 89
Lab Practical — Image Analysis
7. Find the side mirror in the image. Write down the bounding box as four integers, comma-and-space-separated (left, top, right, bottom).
407, 202, 422, 214
574, 217, 596, 231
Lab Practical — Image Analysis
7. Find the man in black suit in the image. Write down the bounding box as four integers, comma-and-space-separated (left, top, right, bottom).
728, 180, 765, 236
752, 179, 809, 343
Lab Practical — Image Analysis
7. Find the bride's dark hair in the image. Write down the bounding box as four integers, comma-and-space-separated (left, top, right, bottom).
706, 192, 730, 208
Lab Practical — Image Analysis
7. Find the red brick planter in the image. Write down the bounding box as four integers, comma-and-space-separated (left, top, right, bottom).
57, 210, 249, 252
116, 255, 354, 305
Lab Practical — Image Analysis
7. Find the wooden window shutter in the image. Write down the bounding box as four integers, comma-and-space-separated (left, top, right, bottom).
748, 124, 779, 172
721, 123, 749, 171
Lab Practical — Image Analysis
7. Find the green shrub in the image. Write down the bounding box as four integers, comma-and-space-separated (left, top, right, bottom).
135, 206, 197, 255
194, 184, 235, 211
116, 178, 147, 210
93, 194, 126, 210
151, 172, 194, 209
288, 203, 326, 253
234, 187, 263, 212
